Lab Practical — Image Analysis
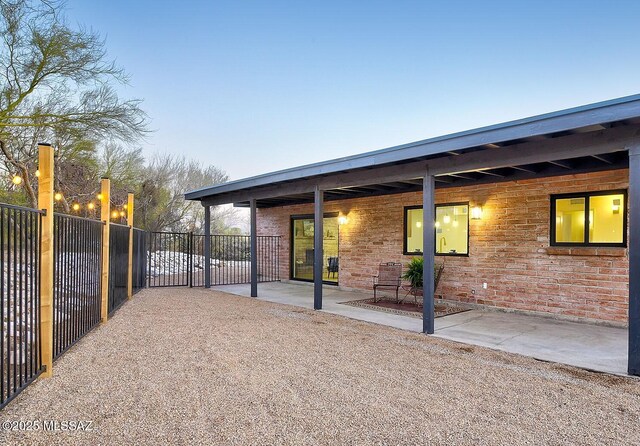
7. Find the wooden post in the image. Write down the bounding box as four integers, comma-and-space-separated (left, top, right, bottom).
127, 193, 134, 299
100, 178, 111, 322
38, 143, 54, 378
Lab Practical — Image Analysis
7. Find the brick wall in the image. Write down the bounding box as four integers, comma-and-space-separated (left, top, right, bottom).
257, 169, 630, 325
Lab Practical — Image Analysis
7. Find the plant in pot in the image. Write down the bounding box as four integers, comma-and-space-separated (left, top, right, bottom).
403, 257, 424, 289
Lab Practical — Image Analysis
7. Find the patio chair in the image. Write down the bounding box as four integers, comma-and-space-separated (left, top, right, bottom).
373, 262, 403, 302
327, 256, 339, 278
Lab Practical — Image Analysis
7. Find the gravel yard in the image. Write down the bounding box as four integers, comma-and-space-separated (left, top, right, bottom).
1, 287, 639, 445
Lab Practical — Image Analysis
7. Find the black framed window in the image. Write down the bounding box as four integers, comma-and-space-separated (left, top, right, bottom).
404, 203, 469, 256
550, 190, 627, 247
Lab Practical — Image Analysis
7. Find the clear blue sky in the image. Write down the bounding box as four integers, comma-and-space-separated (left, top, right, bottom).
67, 0, 640, 181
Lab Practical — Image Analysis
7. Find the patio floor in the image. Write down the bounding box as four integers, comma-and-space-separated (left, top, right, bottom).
216, 281, 628, 375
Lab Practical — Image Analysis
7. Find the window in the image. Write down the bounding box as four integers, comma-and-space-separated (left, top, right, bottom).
550, 190, 627, 247
404, 203, 469, 256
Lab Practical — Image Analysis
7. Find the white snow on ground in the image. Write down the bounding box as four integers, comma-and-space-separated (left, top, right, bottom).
148, 250, 250, 277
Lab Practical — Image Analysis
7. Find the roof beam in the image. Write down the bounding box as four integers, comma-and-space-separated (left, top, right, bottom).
511, 165, 537, 174
476, 170, 506, 178
201, 125, 640, 206
591, 154, 613, 164
547, 160, 572, 169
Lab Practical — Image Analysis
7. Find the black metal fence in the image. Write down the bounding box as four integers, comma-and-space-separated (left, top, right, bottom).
148, 232, 280, 287
0, 203, 44, 410
147, 232, 192, 287
132, 228, 147, 294
108, 224, 130, 315
53, 214, 103, 360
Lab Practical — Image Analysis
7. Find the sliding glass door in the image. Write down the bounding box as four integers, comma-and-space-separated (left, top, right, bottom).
291, 215, 339, 284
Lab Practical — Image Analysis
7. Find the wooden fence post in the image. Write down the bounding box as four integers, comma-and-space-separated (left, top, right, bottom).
100, 178, 111, 322
38, 143, 54, 378
127, 193, 134, 299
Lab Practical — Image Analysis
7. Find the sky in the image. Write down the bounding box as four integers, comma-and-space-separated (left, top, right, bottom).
66, 0, 640, 182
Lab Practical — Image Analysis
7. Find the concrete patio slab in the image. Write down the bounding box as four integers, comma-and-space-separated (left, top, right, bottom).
215, 281, 628, 375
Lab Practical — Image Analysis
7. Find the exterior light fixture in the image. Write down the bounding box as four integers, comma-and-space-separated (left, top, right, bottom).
471, 206, 483, 220
72, 203, 80, 211
87, 202, 95, 210
338, 215, 348, 225
54, 192, 63, 201
12, 175, 22, 185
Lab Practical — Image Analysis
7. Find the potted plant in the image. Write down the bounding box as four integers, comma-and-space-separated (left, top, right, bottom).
403, 257, 424, 288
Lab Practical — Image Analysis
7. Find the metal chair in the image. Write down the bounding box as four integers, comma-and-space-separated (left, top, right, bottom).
327, 256, 339, 278
372, 262, 402, 302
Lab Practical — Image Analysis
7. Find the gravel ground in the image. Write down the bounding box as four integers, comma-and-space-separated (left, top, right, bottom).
1, 287, 639, 445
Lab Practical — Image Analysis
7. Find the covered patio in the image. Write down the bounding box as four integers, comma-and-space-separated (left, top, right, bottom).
215, 281, 628, 375
186, 94, 640, 375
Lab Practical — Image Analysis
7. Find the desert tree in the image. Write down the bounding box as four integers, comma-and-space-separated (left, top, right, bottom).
0, 0, 148, 206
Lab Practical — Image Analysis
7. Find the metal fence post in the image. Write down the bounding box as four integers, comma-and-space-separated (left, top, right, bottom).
38, 143, 54, 378
189, 232, 194, 288
100, 178, 111, 323
127, 193, 134, 299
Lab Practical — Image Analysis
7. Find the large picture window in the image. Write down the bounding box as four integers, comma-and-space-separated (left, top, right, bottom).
404, 203, 469, 256
550, 190, 627, 247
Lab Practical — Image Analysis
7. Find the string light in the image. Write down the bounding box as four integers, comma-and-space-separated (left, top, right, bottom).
54, 193, 63, 201
72, 203, 80, 211
35, 170, 40, 178
123, 204, 128, 210
12, 175, 22, 185
119, 211, 126, 217
87, 202, 95, 210
97, 193, 104, 201
111, 210, 119, 219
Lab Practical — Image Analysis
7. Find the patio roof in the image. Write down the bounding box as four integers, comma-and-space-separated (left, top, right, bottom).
186, 94, 640, 208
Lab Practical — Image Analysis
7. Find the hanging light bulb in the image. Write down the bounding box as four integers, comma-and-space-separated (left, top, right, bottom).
87, 202, 95, 210
35, 170, 41, 178
119, 210, 126, 217
54, 192, 63, 201
123, 204, 128, 210
111, 210, 119, 219
12, 175, 22, 185
443, 214, 451, 224
97, 193, 104, 201
72, 203, 80, 211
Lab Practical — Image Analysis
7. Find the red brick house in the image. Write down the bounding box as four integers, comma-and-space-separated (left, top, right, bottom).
186, 94, 640, 375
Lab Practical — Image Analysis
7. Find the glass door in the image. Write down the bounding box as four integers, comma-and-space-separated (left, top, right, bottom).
291, 215, 339, 284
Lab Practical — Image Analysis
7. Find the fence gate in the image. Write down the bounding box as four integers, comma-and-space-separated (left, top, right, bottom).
147, 232, 280, 287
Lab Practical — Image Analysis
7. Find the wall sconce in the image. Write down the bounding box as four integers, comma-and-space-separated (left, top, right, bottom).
471, 206, 483, 220
338, 215, 348, 225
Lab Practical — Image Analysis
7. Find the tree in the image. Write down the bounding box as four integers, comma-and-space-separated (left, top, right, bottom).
136, 154, 233, 233
0, 0, 148, 207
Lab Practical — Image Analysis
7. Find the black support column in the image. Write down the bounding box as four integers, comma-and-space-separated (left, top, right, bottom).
629, 144, 640, 375
250, 198, 258, 297
422, 173, 435, 334
204, 205, 211, 288
314, 186, 324, 310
